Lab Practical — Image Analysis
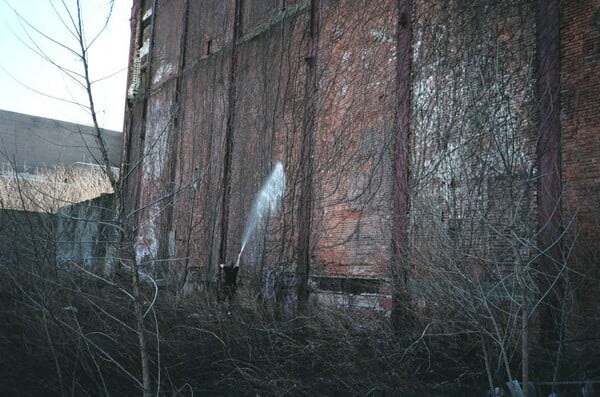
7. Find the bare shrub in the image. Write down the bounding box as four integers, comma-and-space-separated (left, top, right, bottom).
0, 261, 443, 396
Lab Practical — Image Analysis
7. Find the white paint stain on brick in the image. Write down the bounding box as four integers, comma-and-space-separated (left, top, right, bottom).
153, 63, 174, 85
139, 39, 150, 57
135, 97, 172, 267
135, 209, 159, 266
370, 29, 393, 44
142, 8, 152, 22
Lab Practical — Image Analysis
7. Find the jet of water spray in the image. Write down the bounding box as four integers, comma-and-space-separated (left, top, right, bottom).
236, 162, 285, 267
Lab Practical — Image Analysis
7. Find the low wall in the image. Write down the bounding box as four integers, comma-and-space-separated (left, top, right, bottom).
56, 193, 116, 272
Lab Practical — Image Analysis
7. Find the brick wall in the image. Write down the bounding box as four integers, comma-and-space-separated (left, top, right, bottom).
312, 0, 395, 280
123, 0, 600, 323
561, 0, 600, 339
561, 0, 600, 248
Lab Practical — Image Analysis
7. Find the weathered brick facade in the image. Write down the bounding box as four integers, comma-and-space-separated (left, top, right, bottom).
562, 0, 600, 252
123, 0, 599, 334
560, 0, 600, 342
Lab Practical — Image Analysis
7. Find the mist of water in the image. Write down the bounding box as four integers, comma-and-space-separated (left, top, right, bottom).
236, 162, 285, 266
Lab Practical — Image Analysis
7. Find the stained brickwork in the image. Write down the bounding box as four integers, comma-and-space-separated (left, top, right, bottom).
312, 0, 395, 280
561, 0, 600, 340
562, 0, 600, 249
123, 1, 599, 329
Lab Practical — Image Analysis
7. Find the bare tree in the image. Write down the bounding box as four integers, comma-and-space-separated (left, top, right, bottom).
1, 1, 156, 395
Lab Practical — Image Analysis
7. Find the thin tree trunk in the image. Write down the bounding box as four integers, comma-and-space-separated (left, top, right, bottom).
131, 262, 152, 397
521, 273, 529, 397
481, 334, 495, 395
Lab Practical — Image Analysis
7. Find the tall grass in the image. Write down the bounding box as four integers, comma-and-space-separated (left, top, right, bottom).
0, 163, 113, 212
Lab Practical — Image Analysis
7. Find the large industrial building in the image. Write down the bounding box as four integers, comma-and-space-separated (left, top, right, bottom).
122, 0, 600, 348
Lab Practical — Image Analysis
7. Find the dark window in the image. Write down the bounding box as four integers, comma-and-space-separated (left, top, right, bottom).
314, 276, 381, 294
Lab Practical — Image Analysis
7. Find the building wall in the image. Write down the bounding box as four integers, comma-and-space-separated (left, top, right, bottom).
561, 0, 600, 340
123, 0, 600, 320
0, 109, 122, 171
313, 0, 395, 278
562, 0, 600, 252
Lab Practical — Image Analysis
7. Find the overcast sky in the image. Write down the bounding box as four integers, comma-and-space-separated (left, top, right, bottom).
0, 1, 131, 131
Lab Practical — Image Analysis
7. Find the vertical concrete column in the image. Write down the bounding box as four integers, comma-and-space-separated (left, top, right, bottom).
219, 0, 242, 265
296, 0, 320, 307
536, 0, 562, 257
163, 0, 190, 267
391, 0, 413, 332
535, 0, 562, 346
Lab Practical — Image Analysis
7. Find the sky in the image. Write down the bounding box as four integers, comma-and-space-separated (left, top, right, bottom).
0, 1, 131, 131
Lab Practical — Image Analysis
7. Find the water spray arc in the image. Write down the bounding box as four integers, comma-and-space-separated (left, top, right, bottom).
235, 162, 286, 267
